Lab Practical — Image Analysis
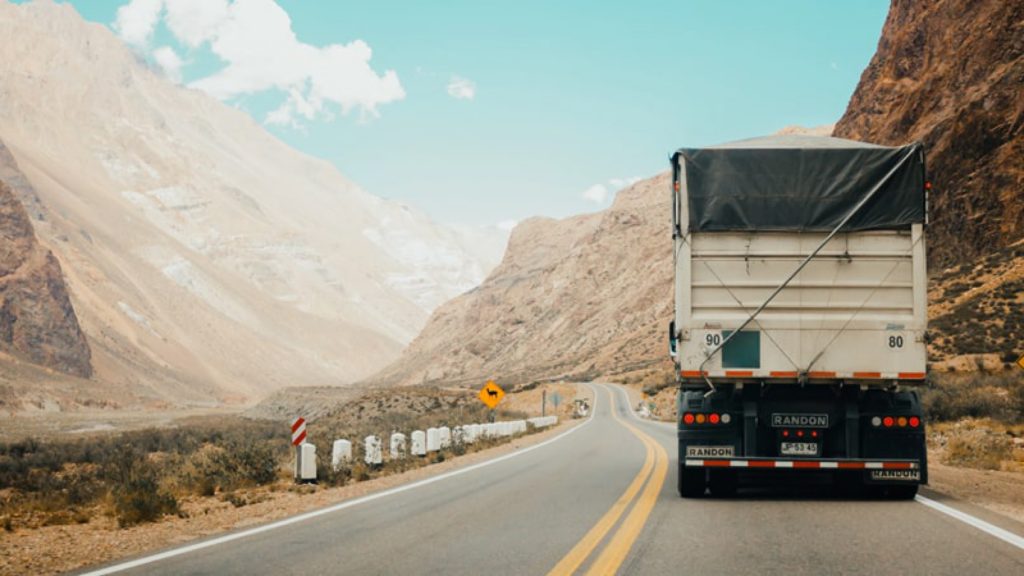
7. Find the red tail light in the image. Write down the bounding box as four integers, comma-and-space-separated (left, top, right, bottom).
811, 430, 819, 438
709, 413, 721, 424
909, 416, 921, 428
796, 430, 805, 438
883, 416, 894, 428
782, 430, 790, 437
683, 413, 695, 425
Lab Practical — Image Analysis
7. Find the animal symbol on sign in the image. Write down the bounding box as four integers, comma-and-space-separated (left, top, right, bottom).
487, 388, 499, 399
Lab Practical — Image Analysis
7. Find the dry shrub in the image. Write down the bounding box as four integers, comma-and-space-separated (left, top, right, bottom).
922, 373, 1023, 423
940, 420, 1014, 470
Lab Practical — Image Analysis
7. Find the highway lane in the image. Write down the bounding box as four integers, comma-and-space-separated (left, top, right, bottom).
81, 383, 1024, 575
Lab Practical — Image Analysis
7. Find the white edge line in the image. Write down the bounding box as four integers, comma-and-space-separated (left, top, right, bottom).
80, 384, 598, 576
916, 495, 1024, 551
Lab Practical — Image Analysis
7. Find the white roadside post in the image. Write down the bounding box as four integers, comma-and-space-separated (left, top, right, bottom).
439, 426, 451, 449
364, 435, 383, 466
331, 439, 352, 471
299, 443, 317, 482
390, 432, 407, 459
411, 430, 426, 456
426, 427, 441, 452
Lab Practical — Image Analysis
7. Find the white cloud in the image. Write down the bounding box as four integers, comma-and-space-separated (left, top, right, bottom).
152, 46, 184, 83
114, 0, 163, 47
112, 0, 405, 126
164, 0, 230, 48
496, 219, 518, 232
581, 176, 644, 206
581, 184, 609, 205
609, 176, 642, 188
447, 76, 476, 100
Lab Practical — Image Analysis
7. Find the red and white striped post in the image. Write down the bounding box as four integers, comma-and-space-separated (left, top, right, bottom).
291, 417, 307, 481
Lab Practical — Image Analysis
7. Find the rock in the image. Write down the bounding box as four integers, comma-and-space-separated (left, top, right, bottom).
834, 0, 1024, 267
0, 179, 91, 377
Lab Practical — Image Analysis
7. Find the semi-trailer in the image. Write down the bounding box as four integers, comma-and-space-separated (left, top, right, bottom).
669, 135, 928, 499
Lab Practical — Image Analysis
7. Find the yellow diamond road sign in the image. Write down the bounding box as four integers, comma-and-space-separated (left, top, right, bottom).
1017, 353, 1024, 371
478, 380, 505, 409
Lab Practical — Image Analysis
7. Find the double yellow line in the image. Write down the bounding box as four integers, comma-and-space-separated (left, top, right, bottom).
547, 386, 669, 576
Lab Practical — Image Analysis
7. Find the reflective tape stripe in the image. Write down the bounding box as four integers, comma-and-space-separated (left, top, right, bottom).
683, 458, 919, 470
853, 371, 882, 379
899, 372, 926, 379
681, 370, 925, 380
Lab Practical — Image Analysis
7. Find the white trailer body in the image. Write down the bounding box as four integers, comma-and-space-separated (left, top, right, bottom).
675, 227, 927, 382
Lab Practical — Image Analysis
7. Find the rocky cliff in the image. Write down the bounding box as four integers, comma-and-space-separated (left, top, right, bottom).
368, 174, 674, 387
0, 176, 91, 378
833, 0, 1024, 267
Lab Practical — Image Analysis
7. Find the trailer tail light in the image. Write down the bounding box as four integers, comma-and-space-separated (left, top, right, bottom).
682, 412, 731, 426
782, 430, 790, 437
811, 430, 818, 438
897, 417, 908, 428
909, 416, 921, 428
883, 416, 895, 428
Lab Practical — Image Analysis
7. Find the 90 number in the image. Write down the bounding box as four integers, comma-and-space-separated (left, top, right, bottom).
705, 333, 722, 347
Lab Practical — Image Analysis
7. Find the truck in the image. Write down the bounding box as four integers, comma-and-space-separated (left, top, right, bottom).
669, 135, 928, 499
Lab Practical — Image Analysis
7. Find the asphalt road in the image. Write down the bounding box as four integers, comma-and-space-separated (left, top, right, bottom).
83, 383, 1024, 576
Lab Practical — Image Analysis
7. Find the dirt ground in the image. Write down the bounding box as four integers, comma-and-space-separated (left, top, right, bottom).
0, 384, 594, 576
927, 454, 1024, 523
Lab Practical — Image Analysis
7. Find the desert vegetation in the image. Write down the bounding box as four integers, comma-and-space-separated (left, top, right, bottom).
923, 372, 1024, 471
0, 387, 541, 533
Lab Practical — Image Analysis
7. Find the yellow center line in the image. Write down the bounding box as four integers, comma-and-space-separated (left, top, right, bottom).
585, 410, 669, 575
546, 385, 665, 576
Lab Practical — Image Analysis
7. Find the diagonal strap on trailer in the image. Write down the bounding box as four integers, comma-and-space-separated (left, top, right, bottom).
697, 146, 921, 391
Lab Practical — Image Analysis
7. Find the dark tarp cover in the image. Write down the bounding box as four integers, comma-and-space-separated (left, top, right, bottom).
673, 136, 925, 232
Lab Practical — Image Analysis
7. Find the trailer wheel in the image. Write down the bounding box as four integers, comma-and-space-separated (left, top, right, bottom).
708, 469, 737, 498
678, 465, 705, 498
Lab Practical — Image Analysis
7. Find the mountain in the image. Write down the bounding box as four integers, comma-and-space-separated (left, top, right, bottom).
0, 1, 504, 405
367, 173, 674, 388
833, 0, 1023, 267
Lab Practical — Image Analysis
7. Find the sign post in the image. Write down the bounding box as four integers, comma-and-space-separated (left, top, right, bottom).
291, 416, 306, 481
542, 389, 547, 417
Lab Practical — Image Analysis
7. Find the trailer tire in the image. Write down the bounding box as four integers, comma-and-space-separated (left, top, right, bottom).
678, 466, 705, 498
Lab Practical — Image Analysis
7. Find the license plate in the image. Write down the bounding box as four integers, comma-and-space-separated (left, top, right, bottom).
780, 442, 818, 456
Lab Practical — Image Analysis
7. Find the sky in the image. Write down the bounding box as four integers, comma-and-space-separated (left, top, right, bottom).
50, 0, 889, 228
